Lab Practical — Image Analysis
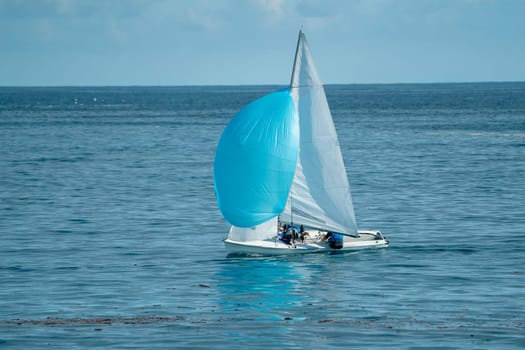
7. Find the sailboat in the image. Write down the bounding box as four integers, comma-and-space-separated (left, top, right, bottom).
214, 31, 389, 255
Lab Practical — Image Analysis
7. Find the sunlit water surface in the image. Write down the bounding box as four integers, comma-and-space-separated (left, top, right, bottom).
1, 83, 524, 349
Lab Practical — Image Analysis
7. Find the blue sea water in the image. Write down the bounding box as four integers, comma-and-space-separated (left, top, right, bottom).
0, 83, 524, 349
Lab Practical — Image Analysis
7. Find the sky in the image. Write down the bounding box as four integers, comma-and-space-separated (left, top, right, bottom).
1, 0, 524, 86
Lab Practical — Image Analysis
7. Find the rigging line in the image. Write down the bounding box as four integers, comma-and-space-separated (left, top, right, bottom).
290, 191, 294, 225
289, 30, 302, 89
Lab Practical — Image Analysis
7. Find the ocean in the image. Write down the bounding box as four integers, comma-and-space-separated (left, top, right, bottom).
0, 83, 524, 349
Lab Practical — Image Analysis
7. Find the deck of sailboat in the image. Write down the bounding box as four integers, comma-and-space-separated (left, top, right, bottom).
224, 230, 388, 256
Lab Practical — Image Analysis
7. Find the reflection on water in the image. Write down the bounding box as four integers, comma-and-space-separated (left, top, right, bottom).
211, 252, 365, 324
213, 256, 323, 321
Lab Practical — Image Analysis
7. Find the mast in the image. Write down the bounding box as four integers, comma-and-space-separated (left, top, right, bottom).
289, 30, 302, 88
287, 29, 302, 225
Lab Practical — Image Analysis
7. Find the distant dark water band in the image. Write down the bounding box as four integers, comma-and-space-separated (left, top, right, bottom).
3, 316, 525, 333
2, 316, 184, 326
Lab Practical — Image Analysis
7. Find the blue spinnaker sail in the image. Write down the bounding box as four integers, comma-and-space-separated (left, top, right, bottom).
214, 89, 299, 227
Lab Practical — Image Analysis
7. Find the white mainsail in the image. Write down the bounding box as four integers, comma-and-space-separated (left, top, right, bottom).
282, 31, 359, 237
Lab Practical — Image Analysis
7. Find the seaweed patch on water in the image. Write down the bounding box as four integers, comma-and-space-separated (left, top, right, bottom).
2, 316, 185, 326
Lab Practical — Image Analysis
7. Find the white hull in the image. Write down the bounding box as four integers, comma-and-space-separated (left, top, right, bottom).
224, 230, 388, 256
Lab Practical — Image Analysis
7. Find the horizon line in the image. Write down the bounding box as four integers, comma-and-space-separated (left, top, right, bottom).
1, 80, 524, 88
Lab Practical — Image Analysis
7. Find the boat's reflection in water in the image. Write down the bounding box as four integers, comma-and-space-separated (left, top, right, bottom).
213, 254, 336, 322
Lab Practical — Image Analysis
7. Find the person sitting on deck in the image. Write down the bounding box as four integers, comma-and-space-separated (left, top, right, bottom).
277, 224, 293, 245
319, 231, 343, 249
279, 223, 289, 233
319, 231, 332, 243
277, 231, 291, 245
329, 232, 344, 249
299, 224, 310, 243
286, 225, 298, 243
